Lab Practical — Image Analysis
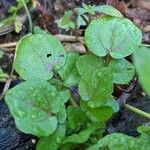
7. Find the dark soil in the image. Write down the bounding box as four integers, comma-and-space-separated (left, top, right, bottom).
0, 100, 35, 150
109, 94, 150, 136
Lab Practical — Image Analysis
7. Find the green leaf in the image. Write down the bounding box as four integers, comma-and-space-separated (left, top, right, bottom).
37, 124, 66, 150
74, 7, 87, 28
8, 6, 18, 13
108, 58, 135, 84
87, 107, 113, 122
58, 53, 80, 87
62, 128, 93, 144
82, 3, 96, 15
78, 67, 113, 107
76, 15, 87, 29
94, 5, 123, 17
62, 123, 101, 144
5, 79, 64, 137
137, 125, 150, 134
59, 11, 76, 29
14, 34, 66, 80
85, 16, 142, 59
67, 106, 87, 129
60, 89, 70, 103
76, 53, 104, 76
134, 46, 150, 96
75, 7, 87, 16
34, 26, 48, 34
106, 97, 119, 113
56, 103, 67, 124
87, 133, 150, 150
81, 101, 113, 122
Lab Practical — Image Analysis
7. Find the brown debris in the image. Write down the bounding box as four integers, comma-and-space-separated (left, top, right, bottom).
106, 0, 126, 15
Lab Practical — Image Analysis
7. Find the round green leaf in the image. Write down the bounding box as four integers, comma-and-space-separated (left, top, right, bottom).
78, 67, 113, 107
137, 125, 150, 134
85, 16, 142, 59
76, 53, 104, 76
5, 79, 63, 137
67, 106, 87, 130
134, 46, 150, 96
14, 34, 66, 80
108, 58, 135, 84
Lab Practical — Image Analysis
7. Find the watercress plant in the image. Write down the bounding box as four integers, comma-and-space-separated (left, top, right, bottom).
4, 4, 150, 150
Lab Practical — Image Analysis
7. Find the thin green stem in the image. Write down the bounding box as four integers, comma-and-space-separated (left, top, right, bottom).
125, 104, 150, 120
21, 0, 33, 33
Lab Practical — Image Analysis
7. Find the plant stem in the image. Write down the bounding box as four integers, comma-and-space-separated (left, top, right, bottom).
105, 55, 111, 66
142, 44, 150, 47
70, 97, 78, 107
21, 0, 33, 33
125, 104, 150, 120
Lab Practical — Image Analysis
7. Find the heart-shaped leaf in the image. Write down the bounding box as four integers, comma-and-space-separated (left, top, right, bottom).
5, 79, 64, 137
14, 34, 66, 80
108, 58, 135, 84
85, 16, 142, 59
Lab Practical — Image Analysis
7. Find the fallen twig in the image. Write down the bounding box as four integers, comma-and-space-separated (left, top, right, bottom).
64, 42, 86, 53
0, 42, 17, 49
0, 34, 84, 49
55, 34, 84, 43
117, 78, 139, 108
0, 69, 14, 101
